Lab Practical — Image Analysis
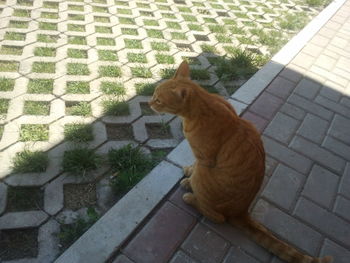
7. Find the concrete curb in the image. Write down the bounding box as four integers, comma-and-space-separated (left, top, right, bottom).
55, 1, 346, 262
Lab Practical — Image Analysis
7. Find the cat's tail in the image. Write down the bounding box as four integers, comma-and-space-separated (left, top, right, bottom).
229, 214, 333, 263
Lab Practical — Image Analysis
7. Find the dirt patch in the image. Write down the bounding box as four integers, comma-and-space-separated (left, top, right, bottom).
0, 228, 38, 261
106, 123, 134, 140
140, 102, 156, 115
64, 183, 97, 211
6, 187, 44, 212
146, 123, 173, 139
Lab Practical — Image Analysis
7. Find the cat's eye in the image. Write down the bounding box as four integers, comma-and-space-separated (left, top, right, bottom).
155, 99, 161, 104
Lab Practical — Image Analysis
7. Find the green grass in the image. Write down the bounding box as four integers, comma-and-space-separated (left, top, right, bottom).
100, 82, 125, 95
144, 19, 159, 26
279, 12, 309, 31
200, 44, 216, 53
208, 25, 226, 33
0, 46, 23, 55
306, 0, 331, 7
23, 101, 50, 115
67, 63, 90, 75
135, 83, 156, 96
102, 100, 129, 116
67, 49, 88, 59
162, 13, 176, 19
93, 6, 108, 12
178, 7, 191, 13
64, 124, 93, 142
34, 47, 56, 57
229, 26, 245, 34
99, 66, 122, 77
20, 124, 49, 141
166, 21, 181, 29
155, 54, 175, 64
98, 50, 118, 61
66, 81, 90, 94
68, 24, 85, 32
59, 208, 99, 250
62, 148, 101, 174
32, 62, 55, 73
119, 17, 136, 25
68, 14, 84, 21
9, 20, 28, 29
191, 69, 210, 80
97, 37, 115, 46
188, 24, 204, 31
136, 2, 150, 8
160, 68, 176, 79
124, 39, 143, 49
68, 4, 84, 11
214, 50, 264, 81
66, 102, 91, 116
171, 32, 187, 40
12, 150, 49, 173
150, 42, 170, 51
95, 26, 112, 33
147, 29, 164, 39
127, 53, 147, 63
43, 1, 59, 9
4, 32, 26, 41
216, 34, 232, 43
203, 17, 216, 23
39, 22, 57, 31
28, 79, 53, 94
94, 16, 110, 23
37, 34, 58, 43
131, 67, 152, 78
0, 99, 9, 114
13, 9, 31, 17
121, 28, 138, 35
0, 78, 15, 91
0, 61, 19, 72
182, 14, 197, 22
108, 144, 154, 196
41, 12, 59, 19
117, 8, 132, 15
17, 0, 33, 6
223, 19, 237, 25
0, 125, 4, 139
115, 0, 129, 5
68, 36, 87, 45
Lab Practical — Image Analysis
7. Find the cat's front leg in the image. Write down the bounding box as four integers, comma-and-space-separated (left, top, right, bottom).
183, 165, 194, 177
180, 178, 192, 190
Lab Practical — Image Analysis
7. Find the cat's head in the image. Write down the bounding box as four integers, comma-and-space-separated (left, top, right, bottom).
149, 61, 193, 116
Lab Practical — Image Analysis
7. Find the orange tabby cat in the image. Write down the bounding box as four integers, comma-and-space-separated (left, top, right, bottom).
149, 61, 332, 263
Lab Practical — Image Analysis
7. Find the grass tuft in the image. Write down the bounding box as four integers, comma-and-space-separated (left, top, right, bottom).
100, 82, 125, 95
64, 124, 93, 143
62, 148, 100, 174
135, 83, 156, 96
0, 99, 9, 114
66, 81, 90, 94
67, 63, 90, 75
131, 67, 152, 78
28, 79, 53, 94
102, 100, 129, 116
99, 65, 122, 77
32, 62, 55, 73
66, 102, 91, 116
20, 124, 49, 141
12, 150, 49, 173
23, 101, 50, 115
0, 78, 15, 91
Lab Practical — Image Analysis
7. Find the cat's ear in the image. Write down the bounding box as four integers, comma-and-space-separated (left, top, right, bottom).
173, 61, 190, 80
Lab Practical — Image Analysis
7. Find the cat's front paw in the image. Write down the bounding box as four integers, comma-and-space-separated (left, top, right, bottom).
182, 193, 196, 205
180, 178, 192, 190
183, 166, 193, 177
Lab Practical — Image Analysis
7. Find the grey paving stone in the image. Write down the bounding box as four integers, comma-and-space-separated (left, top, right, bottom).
167, 139, 195, 167
294, 78, 321, 100
319, 82, 344, 102
340, 97, 350, 108
262, 136, 312, 175
287, 94, 333, 121
328, 114, 350, 144
182, 223, 230, 263
112, 254, 134, 263
37, 219, 60, 263
297, 113, 329, 144
334, 196, 350, 221
203, 218, 272, 263
266, 76, 296, 99
322, 136, 350, 161
223, 247, 260, 263
169, 250, 199, 263
252, 199, 323, 256
279, 103, 306, 120
339, 163, 350, 199
0, 211, 48, 229
302, 165, 339, 209
315, 95, 350, 117
320, 239, 350, 263
290, 136, 346, 174
262, 164, 304, 211
263, 113, 300, 144
294, 197, 350, 247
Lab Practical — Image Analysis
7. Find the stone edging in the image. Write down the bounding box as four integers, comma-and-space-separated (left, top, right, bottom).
55, 1, 347, 262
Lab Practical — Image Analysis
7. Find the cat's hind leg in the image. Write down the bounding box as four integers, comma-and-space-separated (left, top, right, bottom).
183, 193, 226, 223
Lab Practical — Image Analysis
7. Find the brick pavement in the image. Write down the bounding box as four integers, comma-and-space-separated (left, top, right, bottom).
111, 2, 350, 263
